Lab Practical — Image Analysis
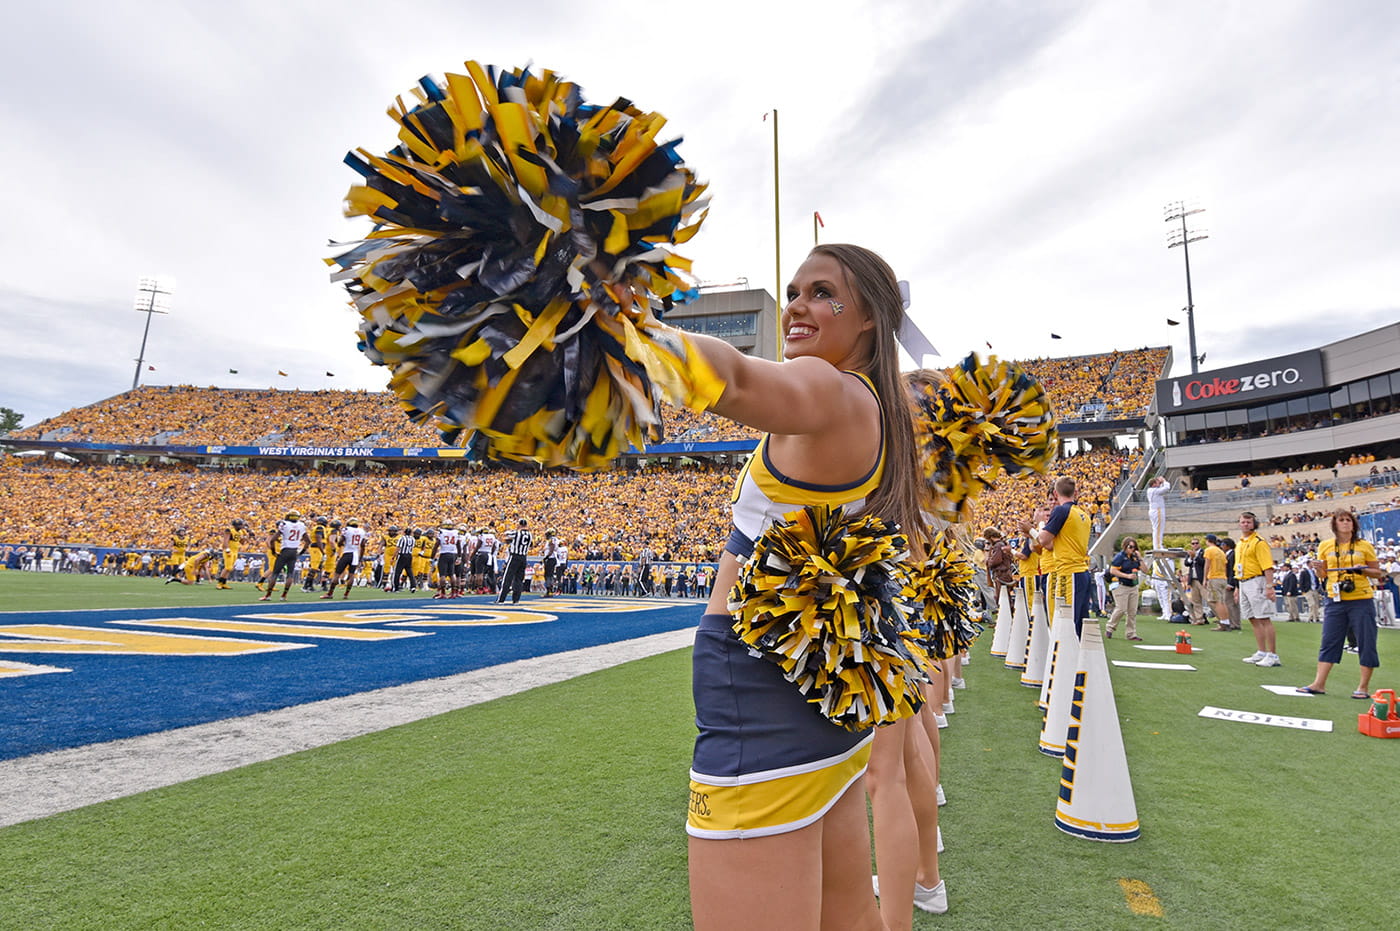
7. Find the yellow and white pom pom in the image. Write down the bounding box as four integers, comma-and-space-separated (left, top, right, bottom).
729, 505, 932, 731
329, 62, 723, 470
908, 353, 1058, 520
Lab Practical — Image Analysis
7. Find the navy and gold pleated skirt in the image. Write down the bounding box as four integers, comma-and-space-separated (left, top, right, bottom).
688, 613, 872, 839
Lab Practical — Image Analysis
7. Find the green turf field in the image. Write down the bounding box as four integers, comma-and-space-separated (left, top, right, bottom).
1, 573, 1396, 929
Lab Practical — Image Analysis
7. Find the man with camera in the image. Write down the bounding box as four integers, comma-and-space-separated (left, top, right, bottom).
1296, 509, 1383, 697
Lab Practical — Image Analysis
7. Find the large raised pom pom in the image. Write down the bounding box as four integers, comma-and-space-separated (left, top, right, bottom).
907, 353, 1058, 520
903, 529, 983, 659
328, 62, 722, 470
728, 505, 932, 731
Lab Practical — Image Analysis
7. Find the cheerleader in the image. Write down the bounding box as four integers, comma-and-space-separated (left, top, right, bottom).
686, 244, 930, 931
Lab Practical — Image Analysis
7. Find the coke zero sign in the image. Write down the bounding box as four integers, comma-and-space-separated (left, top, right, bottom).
1155, 349, 1325, 413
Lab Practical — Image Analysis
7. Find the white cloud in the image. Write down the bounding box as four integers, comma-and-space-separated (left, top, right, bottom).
2, 0, 1396, 426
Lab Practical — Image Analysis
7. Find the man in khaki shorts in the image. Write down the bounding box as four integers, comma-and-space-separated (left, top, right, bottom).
1203, 534, 1232, 629
1235, 512, 1280, 667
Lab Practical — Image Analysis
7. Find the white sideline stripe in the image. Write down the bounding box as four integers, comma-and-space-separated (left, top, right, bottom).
1260, 684, 1320, 696
0, 626, 697, 828
1111, 661, 1196, 670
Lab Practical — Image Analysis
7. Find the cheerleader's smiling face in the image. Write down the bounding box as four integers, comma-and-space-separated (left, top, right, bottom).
782, 253, 874, 366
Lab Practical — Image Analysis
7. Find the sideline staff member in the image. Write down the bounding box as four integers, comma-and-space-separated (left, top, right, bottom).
1297, 509, 1383, 698
1038, 476, 1092, 637
1236, 511, 1279, 668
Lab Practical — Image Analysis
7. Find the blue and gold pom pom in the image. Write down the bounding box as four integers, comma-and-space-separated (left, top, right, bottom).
903, 529, 983, 660
328, 62, 722, 470
907, 353, 1058, 520
729, 505, 932, 731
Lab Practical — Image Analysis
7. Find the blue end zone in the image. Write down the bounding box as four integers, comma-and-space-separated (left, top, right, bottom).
0, 595, 703, 760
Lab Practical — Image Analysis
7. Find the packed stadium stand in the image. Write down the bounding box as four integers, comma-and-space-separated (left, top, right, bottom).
2, 348, 1170, 557
9, 387, 763, 447
0, 456, 736, 563
1025, 347, 1170, 421
11, 347, 1168, 446
966, 446, 1141, 535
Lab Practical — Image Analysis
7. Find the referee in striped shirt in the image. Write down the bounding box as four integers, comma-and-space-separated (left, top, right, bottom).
497, 518, 532, 605
391, 528, 416, 592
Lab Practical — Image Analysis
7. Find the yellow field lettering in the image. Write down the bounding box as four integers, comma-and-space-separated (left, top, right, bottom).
393, 608, 556, 626
540, 598, 692, 612
1118, 878, 1164, 917
118, 619, 431, 641
0, 624, 313, 657
240, 610, 442, 625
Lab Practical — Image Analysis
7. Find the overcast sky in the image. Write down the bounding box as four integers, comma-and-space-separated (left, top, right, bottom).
3, 0, 1397, 427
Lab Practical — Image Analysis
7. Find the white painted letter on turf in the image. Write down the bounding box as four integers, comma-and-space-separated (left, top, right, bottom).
1197, 706, 1334, 732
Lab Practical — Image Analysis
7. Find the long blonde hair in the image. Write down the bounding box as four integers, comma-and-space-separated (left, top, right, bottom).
810, 244, 929, 550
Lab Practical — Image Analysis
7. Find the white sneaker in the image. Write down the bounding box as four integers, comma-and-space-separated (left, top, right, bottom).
935, 713, 948, 729
937, 826, 944, 852
873, 876, 948, 915
914, 879, 949, 914
952, 677, 967, 689
1256, 653, 1281, 667
1242, 651, 1266, 664
936, 783, 946, 806
942, 701, 955, 714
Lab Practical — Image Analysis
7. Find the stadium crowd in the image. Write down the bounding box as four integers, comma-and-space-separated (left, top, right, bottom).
10, 386, 763, 448
968, 446, 1140, 539
12, 347, 1169, 448
0, 455, 736, 564
3, 347, 1172, 570
0, 443, 1145, 575
1022, 347, 1169, 420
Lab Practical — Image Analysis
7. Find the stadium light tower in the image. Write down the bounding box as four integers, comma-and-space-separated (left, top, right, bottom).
1164, 202, 1207, 375
131, 275, 175, 390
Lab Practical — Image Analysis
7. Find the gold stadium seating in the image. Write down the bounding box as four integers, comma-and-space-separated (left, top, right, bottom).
4, 349, 1165, 555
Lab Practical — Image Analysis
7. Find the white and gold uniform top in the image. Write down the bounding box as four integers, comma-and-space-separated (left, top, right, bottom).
725, 372, 885, 558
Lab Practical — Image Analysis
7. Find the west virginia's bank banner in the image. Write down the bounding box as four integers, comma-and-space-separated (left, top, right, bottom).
5, 440, 759, 459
